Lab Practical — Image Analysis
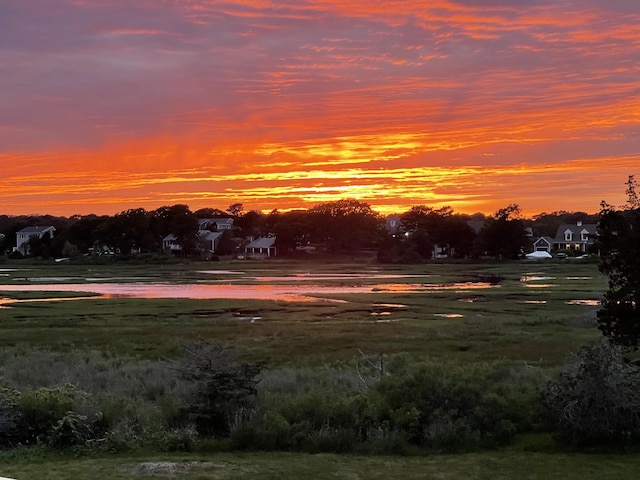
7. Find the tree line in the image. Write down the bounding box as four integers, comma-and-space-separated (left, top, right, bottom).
0, 199, 599, 260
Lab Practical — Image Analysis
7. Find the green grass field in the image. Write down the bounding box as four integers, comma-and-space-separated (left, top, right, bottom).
0, 258, 605, 365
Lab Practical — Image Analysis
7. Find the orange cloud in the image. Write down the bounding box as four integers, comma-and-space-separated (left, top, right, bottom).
1, 0, 639, 217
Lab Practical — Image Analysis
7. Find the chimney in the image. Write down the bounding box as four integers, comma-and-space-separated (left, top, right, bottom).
577, 220, 582, 227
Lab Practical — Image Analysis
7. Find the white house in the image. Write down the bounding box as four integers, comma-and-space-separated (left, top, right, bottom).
244, 236, 277, 258
15, 225, 56, 254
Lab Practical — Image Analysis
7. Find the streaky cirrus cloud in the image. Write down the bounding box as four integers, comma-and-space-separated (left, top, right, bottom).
1, 0, 639, 217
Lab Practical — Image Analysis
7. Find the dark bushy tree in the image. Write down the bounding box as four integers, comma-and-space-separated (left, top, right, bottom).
308, 199, 382, 254
175, 343, 262, 437
597, 175, 640, 347
399, 206, 476, 260
152, 205, 199, 256
543, 339, 640, 445
268, 209, 310, 256
476, 204, 529, 259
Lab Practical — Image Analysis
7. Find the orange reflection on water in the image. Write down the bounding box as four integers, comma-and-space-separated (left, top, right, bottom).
0, 281, 499, 302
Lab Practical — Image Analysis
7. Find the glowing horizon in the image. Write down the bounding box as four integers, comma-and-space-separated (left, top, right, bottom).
1, 0, 639, 218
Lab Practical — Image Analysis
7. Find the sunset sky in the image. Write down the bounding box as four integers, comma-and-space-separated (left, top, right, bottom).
2, 0, 639, 218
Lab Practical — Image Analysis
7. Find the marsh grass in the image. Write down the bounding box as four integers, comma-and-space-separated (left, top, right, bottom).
0, 260, 604, 364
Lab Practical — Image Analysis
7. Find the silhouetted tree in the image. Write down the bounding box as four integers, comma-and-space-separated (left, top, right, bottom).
152, 205, 199, 256
27, 232, 52, 258
399, 205, 474, 260
268, 210, 310, 256
226, 203, 245, 218
236, 210, 266, 238
476, 204, 529, 259
597, 176, 640, 347
194, 207, 228, 218
308, 199, 382, 253
215, 229, 236, 255
111, 208, 150, 254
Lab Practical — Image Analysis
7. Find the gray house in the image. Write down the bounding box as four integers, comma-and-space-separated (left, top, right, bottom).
553, 221, 597, 252
163, 230, 223, 256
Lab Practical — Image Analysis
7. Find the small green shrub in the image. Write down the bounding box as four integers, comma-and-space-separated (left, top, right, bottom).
47, 412, 94, 449
16, 386, 76, 444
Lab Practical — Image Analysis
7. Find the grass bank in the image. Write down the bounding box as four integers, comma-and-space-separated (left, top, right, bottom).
3, 447, 640, 480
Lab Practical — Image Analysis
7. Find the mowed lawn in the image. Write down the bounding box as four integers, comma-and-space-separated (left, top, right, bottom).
3, 448, 640, 480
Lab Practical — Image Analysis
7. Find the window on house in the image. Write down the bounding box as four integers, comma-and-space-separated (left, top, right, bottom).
564, 230, 573, 241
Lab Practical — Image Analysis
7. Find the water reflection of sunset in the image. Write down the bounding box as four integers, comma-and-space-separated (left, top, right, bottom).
0, 281, 500, 302
3, 1, 639, 216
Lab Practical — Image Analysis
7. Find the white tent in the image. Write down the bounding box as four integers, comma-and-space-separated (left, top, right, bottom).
525, 251, 552, 259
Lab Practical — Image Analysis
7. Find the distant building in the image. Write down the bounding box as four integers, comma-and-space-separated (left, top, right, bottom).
198, 218, 234, 231
532, 236, 554, 253
244, 236, 277, 258
15, 226, 56, 254
553, 221, 597, 252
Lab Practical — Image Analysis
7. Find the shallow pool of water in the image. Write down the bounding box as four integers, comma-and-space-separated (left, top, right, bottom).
0, 280, 499, 303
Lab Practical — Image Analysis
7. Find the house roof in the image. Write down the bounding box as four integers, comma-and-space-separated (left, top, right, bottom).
533, 236, 553, 246
553, 222, 597, 242
17, 226, 55, 234
215, 218, 234, 226
198, 218, 234, 229
246, 236, 276, 248
199, 230, 223, 241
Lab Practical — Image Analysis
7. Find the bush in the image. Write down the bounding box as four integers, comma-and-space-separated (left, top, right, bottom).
6, 384, 105, 448
17, 386, 75, 444
363, 358, 542, 451
542, 339, 640, 446
47, 412, 94, 449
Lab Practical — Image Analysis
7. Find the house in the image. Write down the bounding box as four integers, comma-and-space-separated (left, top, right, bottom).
244, 236, 277, 258
198, 218, 234, 231
553, 221, 597, 252
162, 233, 182, 254
532, 236, 554, 253
15, 225, 56, 254
198, 230, 223, 257
163, 229, 224, 256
